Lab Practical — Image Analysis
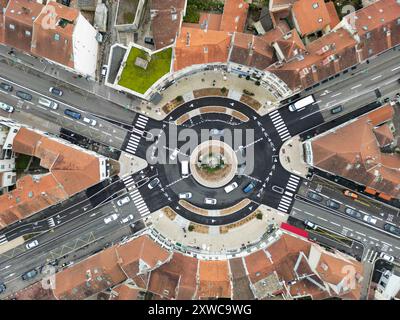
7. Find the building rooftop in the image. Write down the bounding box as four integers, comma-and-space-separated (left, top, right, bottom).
197, 260, 231, 299
5, 0, 43, 26
292, 0, 331, 36
0, 127, 105, 229
219, 0, 249, 33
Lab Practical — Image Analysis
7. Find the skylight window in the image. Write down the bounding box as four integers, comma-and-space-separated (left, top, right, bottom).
312, 3, 319, 9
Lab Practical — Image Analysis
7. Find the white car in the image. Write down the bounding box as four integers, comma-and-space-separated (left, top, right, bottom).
0, 102, 14, 113
25, 240, 39, 250
363, 215, 377, 225
116, 196, 130, 207
101, 65, 108, 77
224, 182, 238, 193
304, 220, 317, 230
83, 117, 97, 126
380, 252, 394, 262
204, 198, 217, 205
169, 148, 180, 161
121, 214, 134, 224
179, 192, 192, 199
104, 214, 118, 224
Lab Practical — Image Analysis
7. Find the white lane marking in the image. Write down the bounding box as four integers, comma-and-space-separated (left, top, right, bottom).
331, 92, 342, 98
370, 75, 382, 81
356, 231, 366, 237
304, 211, 314, 217
330, 221, 340, 227
317, 216, 328, 222
369, 236, 379, 241
381, 241, 392, 246
391, 65, 400, 71
351, 84, 361, 90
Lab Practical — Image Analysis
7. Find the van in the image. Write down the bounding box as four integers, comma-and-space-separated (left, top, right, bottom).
38, 97, 58, 110
64, 109, 81, 120
181, 160, 189, 178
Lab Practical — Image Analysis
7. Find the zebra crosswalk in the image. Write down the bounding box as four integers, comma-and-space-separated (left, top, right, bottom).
277, 174, 301, 213
0, 234, 8, 245
122, 175, 136, 190
129, 187, 151, 217
268, 110, 291, 141
363, 249, 379, 263
47, 218, 55, 227
124, 132, 142, 155
135, 115, 149, 130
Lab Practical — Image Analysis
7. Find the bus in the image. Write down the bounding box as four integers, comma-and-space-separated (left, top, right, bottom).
288, 95, 315, 112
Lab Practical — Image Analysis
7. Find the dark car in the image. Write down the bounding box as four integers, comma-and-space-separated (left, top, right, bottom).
0, 283, 6, 294
344, 207, 362, 219
49, 87, 63, 96
384, 223, 400, 236
307, 191, 323, 202
0, 82, 13, 92
21, 269, 38, 281
326, 199, 340, 210
64, 109, 81, 120
148, 178, 160, 189
16, 91, 32, 101
330, 105, 343, 114
144, 37, 154, 45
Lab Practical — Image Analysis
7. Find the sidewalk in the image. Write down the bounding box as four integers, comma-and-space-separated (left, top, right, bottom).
279, 135, 310, 178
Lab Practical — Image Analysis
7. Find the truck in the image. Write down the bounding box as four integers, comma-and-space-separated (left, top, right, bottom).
288, 95, 315, 112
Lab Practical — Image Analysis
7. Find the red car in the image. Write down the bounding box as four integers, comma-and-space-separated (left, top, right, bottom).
343, 190, 358, 199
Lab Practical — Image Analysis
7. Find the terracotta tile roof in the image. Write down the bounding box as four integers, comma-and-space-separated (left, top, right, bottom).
53, 246, 126, 300
325, 1, 340, 28
273, 29, 306, 61
244, 249, 274, 283
0, 127, 103, 229
0, 0, 8, 43
292, 0, 331, 36
229, 258, 254, 300
150, 0, 186, 50
174, 27, 232, 70
4, 0, 43, 54
268, 28, 357, 90
220, 0, 249, 33
229, 32, 276, 69
31, 2, 78, 69
148, 252, 198, 299
116, 235, 171, 280
311, 105, 400, 199
197, 260, 231, 299
110, 284, 143, 300
199, 12, 223, 31
259, 21, 290, 43
373, 124, 394, 147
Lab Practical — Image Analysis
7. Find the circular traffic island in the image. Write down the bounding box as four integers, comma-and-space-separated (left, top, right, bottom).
190, 140, 238, 188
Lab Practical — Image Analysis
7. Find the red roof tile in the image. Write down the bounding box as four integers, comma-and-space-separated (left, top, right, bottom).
292, 0, 331, 35
220, 0, 249, 33
197, 260, 231, 299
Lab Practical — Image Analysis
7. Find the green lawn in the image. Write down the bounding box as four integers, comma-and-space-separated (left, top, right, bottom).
118, 47, 172, 94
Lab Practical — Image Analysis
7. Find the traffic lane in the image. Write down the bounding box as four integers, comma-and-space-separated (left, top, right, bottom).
305, 176, 400, 227
291, 200, 400, 258
0, 83, 128, 149
0, 58, 137, 125
0, 197, 145, 280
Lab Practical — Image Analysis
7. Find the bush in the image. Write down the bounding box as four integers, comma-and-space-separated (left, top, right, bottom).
255, 81, 261, 86
221, 87, 227, 94
176, 95, 183, 102
256, 212, 263, 220
188, 225, 195, 232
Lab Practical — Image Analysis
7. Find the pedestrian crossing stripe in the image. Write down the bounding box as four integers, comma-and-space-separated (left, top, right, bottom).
0, 234, 7, 245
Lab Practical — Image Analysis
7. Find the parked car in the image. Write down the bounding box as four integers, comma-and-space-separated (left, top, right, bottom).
121, 214, 134, 224
0, 102, 14, 113
304, 220, 317, 230
330, 105, 343, 114
344, 207, 362, 219
21, 269, 38, 281
148, 178, 160, 189
0, 82, 13, 92
307, 191, 323, 202
179, 192, 192, 199
343, 190, 358, 199
64, 109, 81, 120
380, 252, 394, 262
243, 181, 256, 193
16, 91, 32, 101
326, 199, 340, 210
204, 198, 217, 205
49, 87, 63, 96
384, 223, 400, 236
363, 215, 377, 225
38, 97, 58, 110
116, 196, 130, 207
224, 182, 238, 193
210, 129, 224, 136
144, 37, 154, 45
25, 239, 39, 250
0, 283, 6, 294
83, 117, 97, 126
104, 214, 118, 224
101, 65, 108, 77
